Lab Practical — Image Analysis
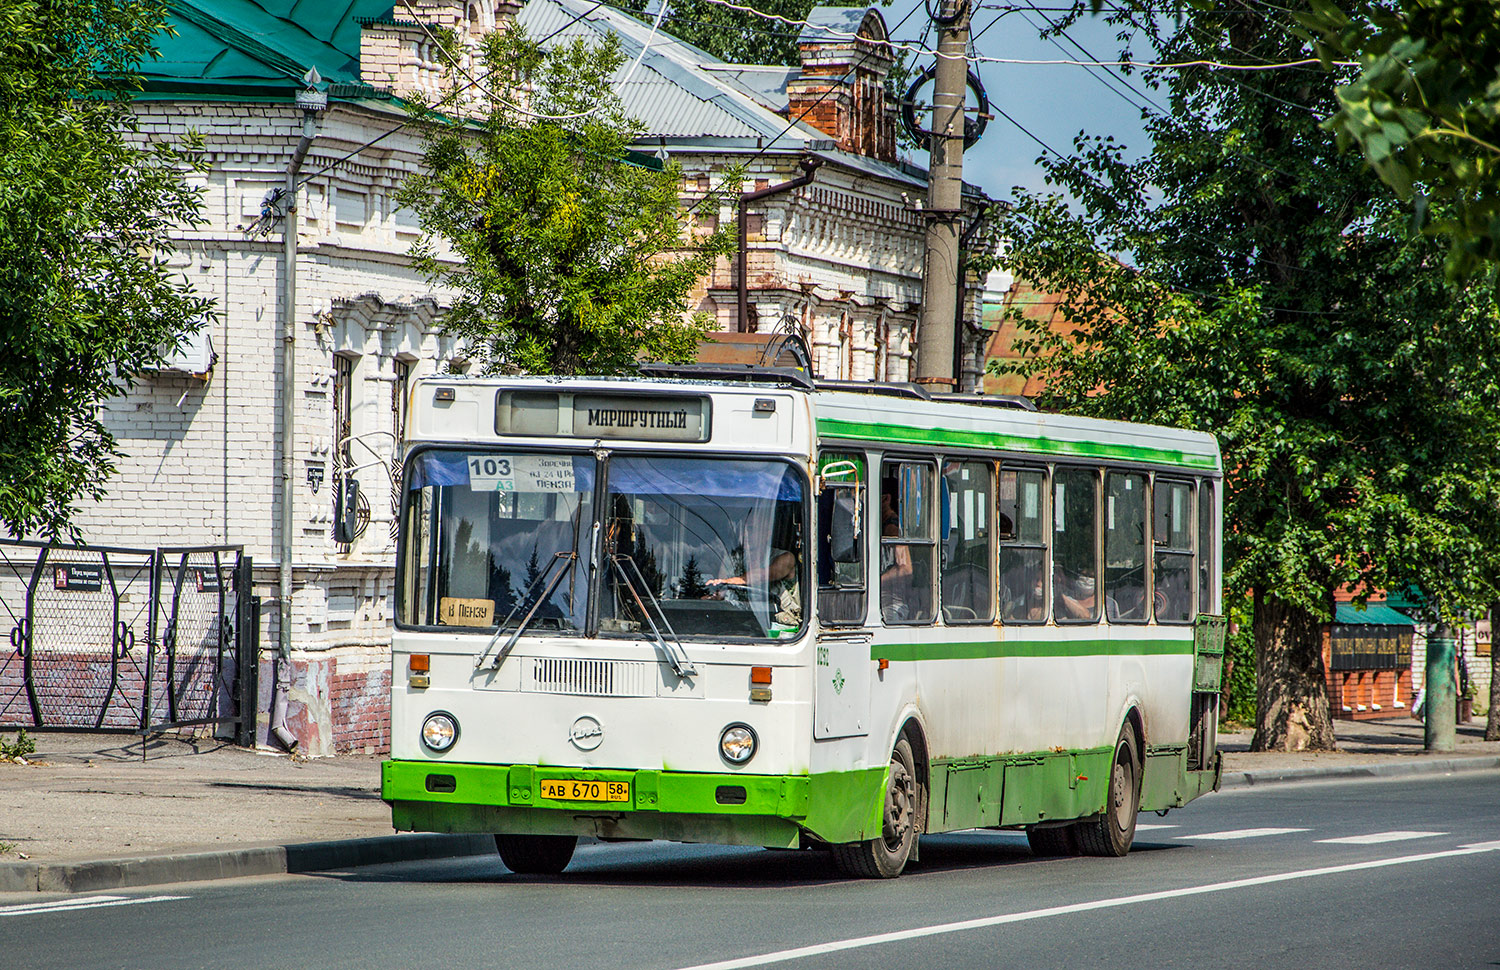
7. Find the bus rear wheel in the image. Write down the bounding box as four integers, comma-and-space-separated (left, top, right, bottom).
832, 737, 920, 878
1075, 726, 1140, 857
495, 834, 578, 874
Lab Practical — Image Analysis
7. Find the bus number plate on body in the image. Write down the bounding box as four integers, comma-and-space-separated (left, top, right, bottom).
538, 779, 629, 802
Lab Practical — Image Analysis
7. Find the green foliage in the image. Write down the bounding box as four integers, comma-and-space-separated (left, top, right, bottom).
995, 1, 1500, 742
0, 729, 36, 761
0, 0, 211, 538
1222, 595, 1257, 724
1301, 1, 1500, 278
399, 27, 733, 376
616, 0, 815, 66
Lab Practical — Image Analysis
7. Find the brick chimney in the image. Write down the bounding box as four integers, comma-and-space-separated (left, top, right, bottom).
359, 0, 521, 99
785, 7, 896, 162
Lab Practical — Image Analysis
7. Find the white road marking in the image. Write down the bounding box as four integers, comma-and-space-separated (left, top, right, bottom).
1177, 827, 1309, 840
1134, 824, 1178, 832
0, 894, 189, 918
670, 841, 1500, 970
1317, 831, 1446, 845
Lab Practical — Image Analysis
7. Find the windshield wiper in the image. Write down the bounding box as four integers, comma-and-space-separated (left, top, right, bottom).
474, 551, 576, 671
610, 554, 698, 679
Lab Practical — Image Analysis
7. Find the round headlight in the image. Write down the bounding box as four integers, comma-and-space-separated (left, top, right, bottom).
719, 723, 757, 765
421, 712, 458, 752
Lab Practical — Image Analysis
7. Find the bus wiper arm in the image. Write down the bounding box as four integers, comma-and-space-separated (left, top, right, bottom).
610, 554, 698, 679
475, 551, 575, 671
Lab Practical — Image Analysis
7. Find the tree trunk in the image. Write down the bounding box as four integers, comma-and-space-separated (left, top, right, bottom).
1251, 589, 1337, 751
1487, 603, 1499, 742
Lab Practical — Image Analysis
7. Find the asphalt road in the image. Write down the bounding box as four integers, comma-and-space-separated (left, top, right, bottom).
4, 771, 1499, 970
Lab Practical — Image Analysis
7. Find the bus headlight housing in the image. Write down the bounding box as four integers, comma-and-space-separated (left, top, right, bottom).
719, 723, 757, 765
421, 712, 459, 753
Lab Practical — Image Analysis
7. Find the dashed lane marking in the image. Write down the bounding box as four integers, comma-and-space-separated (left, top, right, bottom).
669, 841, 1500, 970
0, 894, 190, 918
1133, 824, 1178, 832
1175, 827, 1309, 840
1317, 831, 1447, 845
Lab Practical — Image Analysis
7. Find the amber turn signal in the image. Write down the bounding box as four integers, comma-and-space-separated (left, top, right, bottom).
878, 658, 889, 671
750, 666, 772, 685
409, 654, 430, 672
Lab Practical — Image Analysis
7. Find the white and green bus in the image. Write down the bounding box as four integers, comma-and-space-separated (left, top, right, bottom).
381, 368, 1226, 878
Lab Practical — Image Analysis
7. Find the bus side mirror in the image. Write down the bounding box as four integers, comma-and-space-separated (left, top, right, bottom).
334, 477, 361, 544
829, 489, 860, 563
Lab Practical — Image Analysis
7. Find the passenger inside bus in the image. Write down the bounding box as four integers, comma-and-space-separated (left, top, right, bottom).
707, 512, 801, 626
880, 484, 915, 622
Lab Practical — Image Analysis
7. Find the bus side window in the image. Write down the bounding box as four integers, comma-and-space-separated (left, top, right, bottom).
1104, 472, 1148, 623
881, 461, 936, 625
1199, 479, 1216, 615
999, 467, 1047, 623
1153, 479, 1194, 624
1053, 467, 1100, 623
941, 461, 995, 623
817, 453, 866, 626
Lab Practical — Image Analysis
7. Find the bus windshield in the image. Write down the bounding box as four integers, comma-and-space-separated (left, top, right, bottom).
399, 450, 805, 641
401, 451, 594, 632
601, 456, 804, 640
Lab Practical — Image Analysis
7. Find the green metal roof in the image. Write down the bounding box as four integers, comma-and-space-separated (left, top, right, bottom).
139, 0, 397, 99
1333, 603, 1416, 627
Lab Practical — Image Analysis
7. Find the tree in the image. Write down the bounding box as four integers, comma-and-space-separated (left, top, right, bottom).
675, 554, 710, 600
0, 0, 210, 538
399, 26, 733, 376
1301, 0, 1500, 278
994, 1, 1500, 751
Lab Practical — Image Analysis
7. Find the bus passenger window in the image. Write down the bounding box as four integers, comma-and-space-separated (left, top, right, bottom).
941, 461, 994, 623
817, 453, 866, 626
1104, 472, 1148, 623
1199, 479, 1216, 615
1153, 479, 1194, 624
999, 468, 1047, 623
880, 462, 935, 625
1053, 467, 1100, 623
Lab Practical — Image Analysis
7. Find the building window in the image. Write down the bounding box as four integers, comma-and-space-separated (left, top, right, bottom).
332, 354, 357, 549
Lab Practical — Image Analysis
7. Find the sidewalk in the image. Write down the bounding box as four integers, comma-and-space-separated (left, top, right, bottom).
2, 716, 1497, 893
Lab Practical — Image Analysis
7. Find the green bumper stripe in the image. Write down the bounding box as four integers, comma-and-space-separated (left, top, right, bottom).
816, 418, 1218, 471
382, 761, 888, 844
875, 637, 1193, 663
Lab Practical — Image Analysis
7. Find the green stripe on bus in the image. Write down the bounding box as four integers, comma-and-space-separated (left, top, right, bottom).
874, 638, 1193, 662
816, 418, 1219, 470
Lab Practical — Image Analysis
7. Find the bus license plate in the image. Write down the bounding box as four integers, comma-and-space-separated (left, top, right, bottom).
538, 779, 630, 802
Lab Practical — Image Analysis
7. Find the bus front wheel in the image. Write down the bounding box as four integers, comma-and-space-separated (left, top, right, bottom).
495, 833, 577, 874
1075, 726, 1141, 857
832, 737, 920, 878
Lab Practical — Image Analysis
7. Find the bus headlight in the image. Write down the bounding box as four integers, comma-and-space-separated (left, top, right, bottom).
421, 712, 459, 753
719, 723, 757, 765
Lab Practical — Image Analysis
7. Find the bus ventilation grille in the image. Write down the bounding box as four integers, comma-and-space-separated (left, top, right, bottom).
524, 658, 654, 697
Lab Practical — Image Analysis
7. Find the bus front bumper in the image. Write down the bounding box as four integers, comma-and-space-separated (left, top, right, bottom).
381, 760, 885, 848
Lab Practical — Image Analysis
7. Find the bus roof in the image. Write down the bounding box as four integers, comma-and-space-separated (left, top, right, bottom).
407, 375, 1222, 474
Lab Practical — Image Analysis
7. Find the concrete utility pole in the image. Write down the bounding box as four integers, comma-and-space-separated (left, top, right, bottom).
1424, 623, 1457, 752
914, 0, 970, 392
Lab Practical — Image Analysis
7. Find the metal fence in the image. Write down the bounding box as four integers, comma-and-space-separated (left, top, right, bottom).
0, 542, 256, 745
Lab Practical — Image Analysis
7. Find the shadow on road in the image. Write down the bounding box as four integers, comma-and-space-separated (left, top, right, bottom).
306, 829, 1182, 889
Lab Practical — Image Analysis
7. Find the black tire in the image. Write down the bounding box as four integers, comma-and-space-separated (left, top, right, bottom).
1076, 725, 1141, 857
495, 834, 577, 874
1026, 824, 1078, 857
831, 737, 921, 878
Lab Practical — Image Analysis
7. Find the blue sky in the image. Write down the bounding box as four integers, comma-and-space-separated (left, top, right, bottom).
882, 1, 1156, 206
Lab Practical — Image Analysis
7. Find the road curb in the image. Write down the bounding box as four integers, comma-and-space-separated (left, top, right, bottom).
1221, 755, 1500, 788
0, 833, 495, 895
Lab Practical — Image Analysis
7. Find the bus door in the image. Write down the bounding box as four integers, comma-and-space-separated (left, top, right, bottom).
814, 452, 871, 739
